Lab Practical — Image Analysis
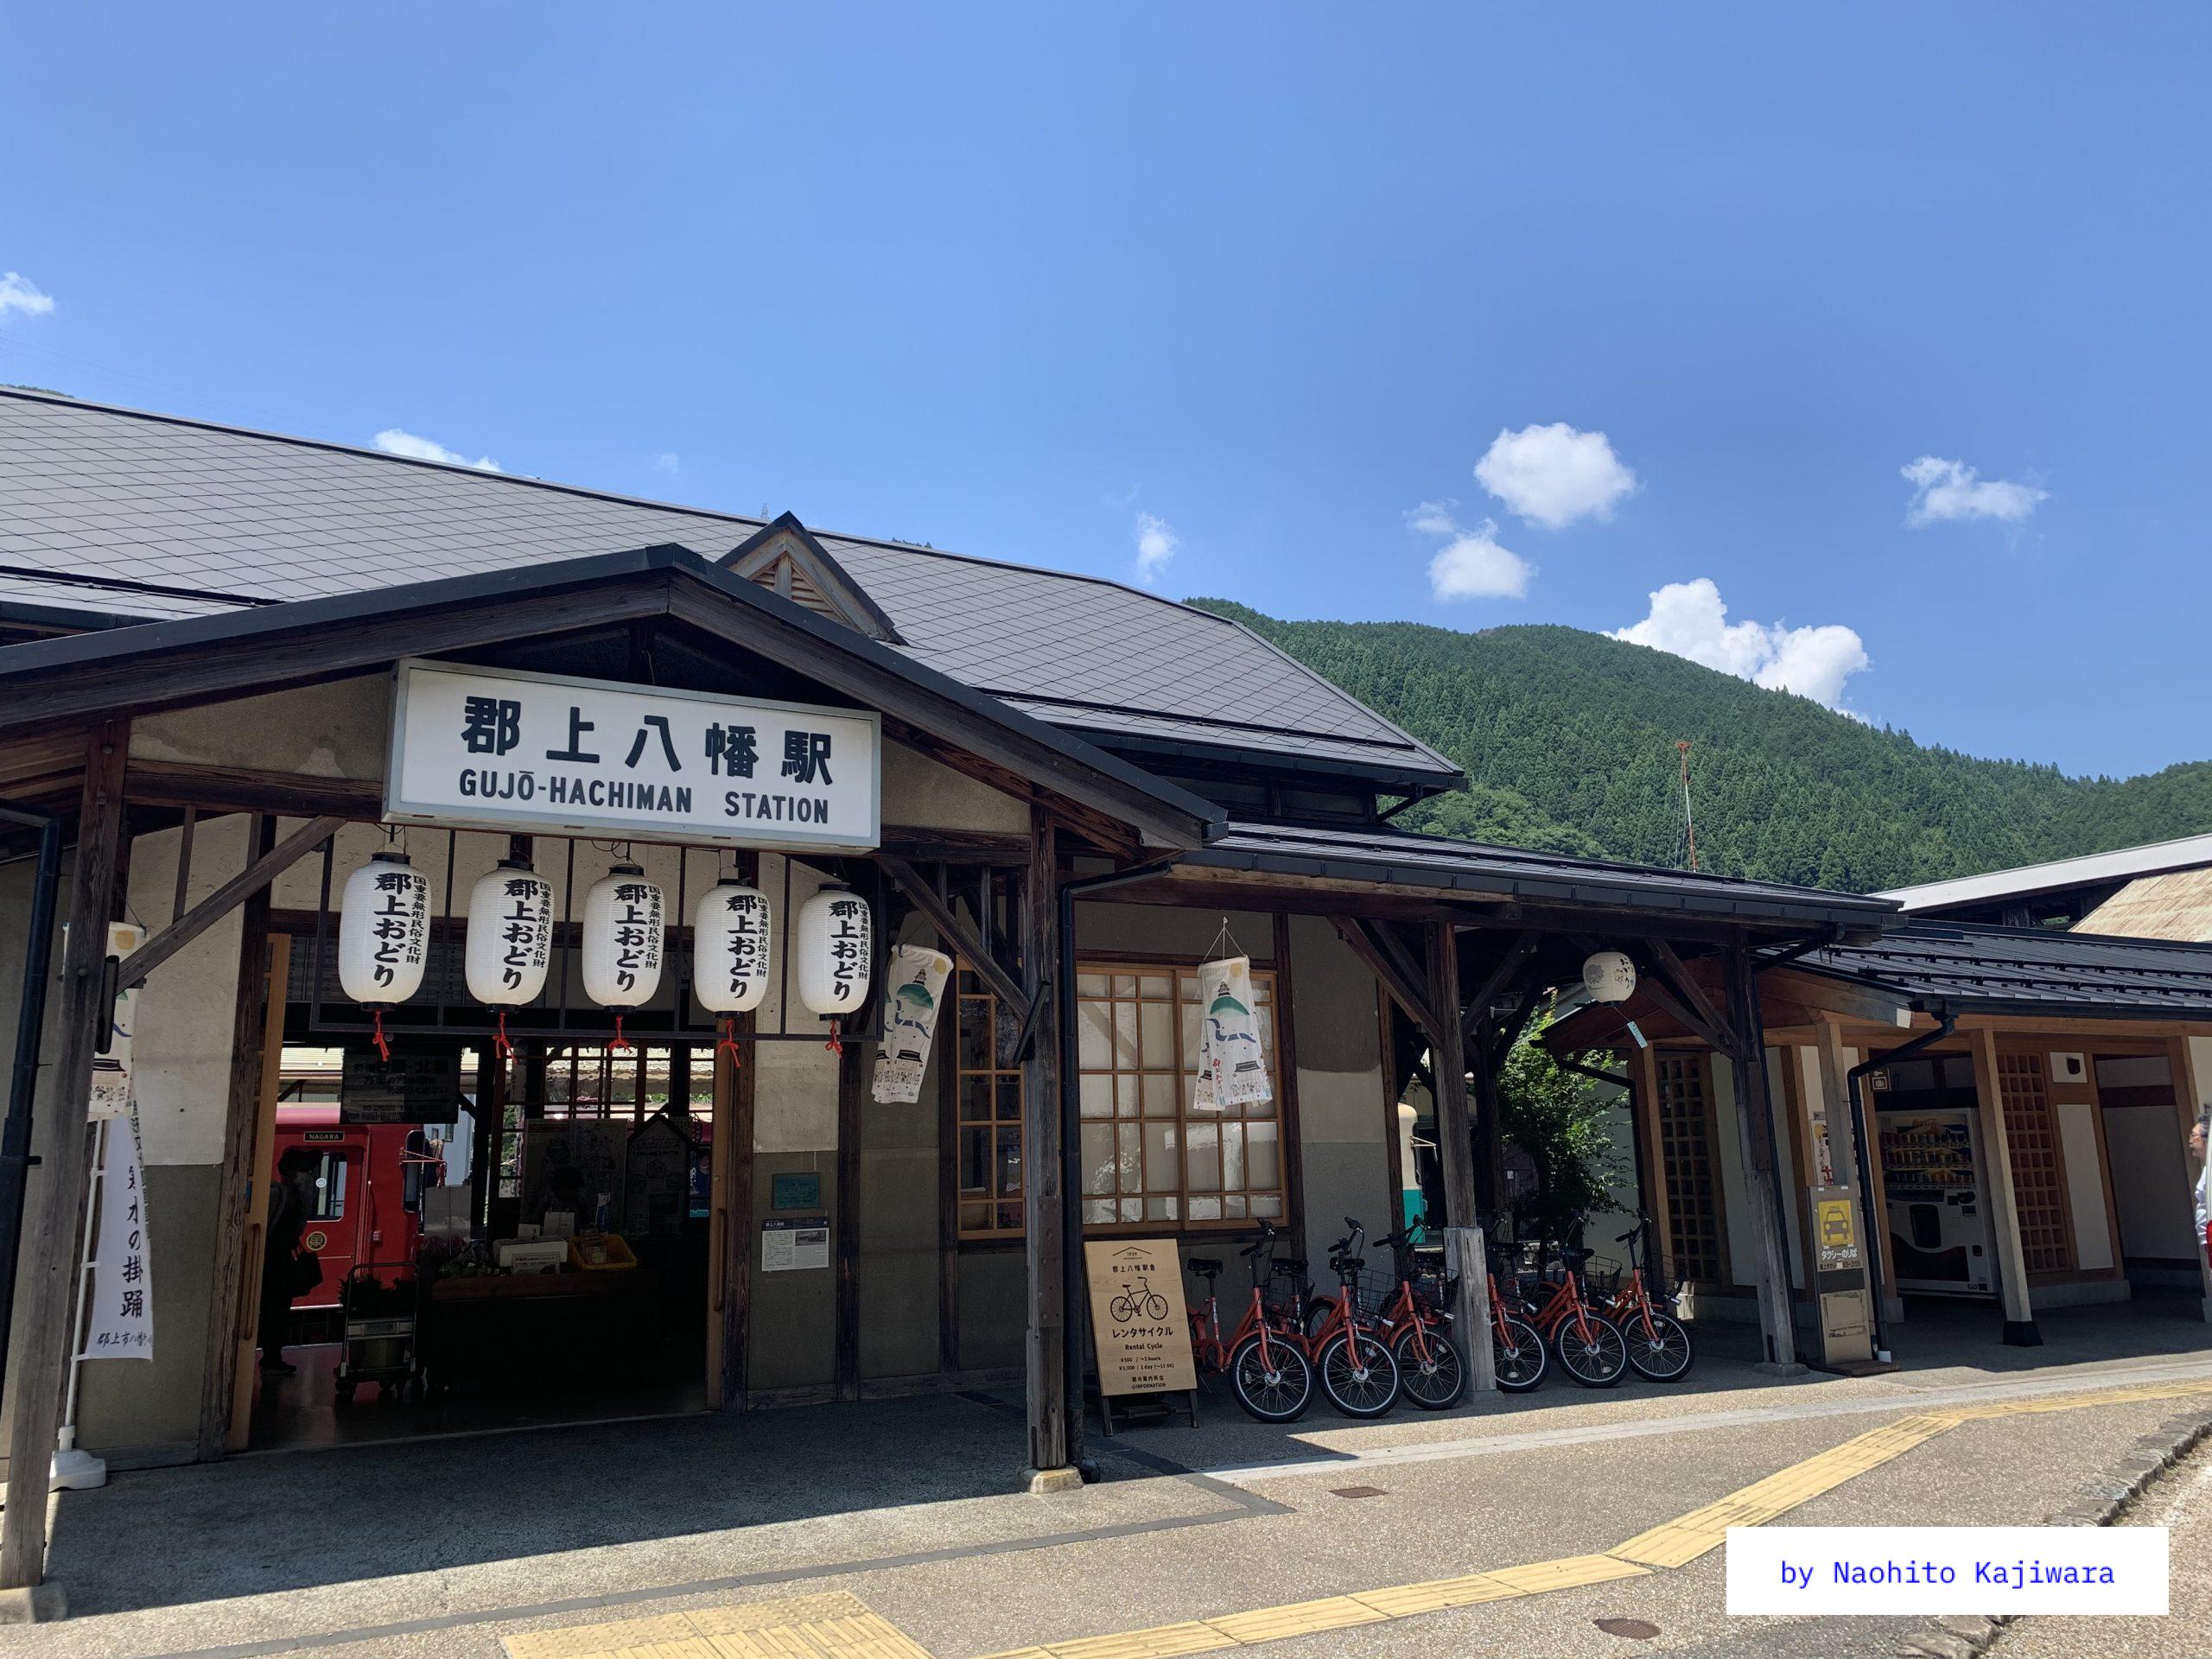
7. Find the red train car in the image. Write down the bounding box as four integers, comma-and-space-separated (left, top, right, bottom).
272, 1105, 447, 1307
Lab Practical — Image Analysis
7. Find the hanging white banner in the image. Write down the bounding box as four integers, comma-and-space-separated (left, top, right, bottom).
87, 922, 144, 1122
83, 1109, 154, 1359
1193, 955, 1271, 1112
872, 945, 953, 1104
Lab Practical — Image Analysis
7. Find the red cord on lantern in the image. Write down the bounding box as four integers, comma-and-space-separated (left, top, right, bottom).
371, 1007, 391, 1062
716, 1014, 743, 1068
610, 1013, 632, 1053
493, 1009, 514, 1061
823, 1018, 843, 1058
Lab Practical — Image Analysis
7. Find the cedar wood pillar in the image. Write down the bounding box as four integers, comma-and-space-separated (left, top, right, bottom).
1967, 1024, 2040, 1344
1, 723, 128, 1594
1720, 942, 1799, 1370
1020, 811, 1070, 1473
1425, 919, 1497, 1391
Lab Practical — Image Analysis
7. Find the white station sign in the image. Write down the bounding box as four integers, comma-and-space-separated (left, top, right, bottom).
385, 659, 880, 852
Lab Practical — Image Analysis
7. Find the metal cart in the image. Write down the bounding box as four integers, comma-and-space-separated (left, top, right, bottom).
336, 1265, 420, 1404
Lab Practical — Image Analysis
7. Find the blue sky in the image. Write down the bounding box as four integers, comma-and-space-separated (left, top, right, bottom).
3, 6, 2205, 778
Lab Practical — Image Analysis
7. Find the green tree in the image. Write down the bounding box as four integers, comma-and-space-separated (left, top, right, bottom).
1496, 1018, 1624, 1245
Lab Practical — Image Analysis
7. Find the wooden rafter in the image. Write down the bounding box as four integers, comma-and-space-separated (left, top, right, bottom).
114, 815, 347, 991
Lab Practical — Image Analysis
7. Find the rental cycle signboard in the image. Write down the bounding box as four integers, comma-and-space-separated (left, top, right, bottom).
385, 658, 881, 853
1083, 1238, 1197, 1397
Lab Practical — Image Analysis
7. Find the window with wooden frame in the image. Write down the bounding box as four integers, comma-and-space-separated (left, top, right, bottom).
1074, 963, 1284, 1230
952, 965, 1026, 1240
1996, 1052, 2074, 1274
1654, 1050, 1727, 1284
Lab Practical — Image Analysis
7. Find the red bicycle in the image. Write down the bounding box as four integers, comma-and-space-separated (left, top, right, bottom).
1368, 1220, 1467, 1409
1302, 1219, 1401, 1417
1594, 1218, 1694, 1382
1186, 1219, 1315, 1422
1484, 1240, 1548, 1392
1516, 1241, 1628, 1388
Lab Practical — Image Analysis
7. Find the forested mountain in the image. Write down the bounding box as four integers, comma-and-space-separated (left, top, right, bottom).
1190, 602, 2212, 893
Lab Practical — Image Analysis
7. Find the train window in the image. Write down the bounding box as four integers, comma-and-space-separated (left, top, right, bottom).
308, 1154, 347, 1220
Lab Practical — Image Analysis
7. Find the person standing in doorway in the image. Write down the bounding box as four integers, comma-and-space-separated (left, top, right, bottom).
2193, 1110, 2211, 1259
258, 1147, 320, 1376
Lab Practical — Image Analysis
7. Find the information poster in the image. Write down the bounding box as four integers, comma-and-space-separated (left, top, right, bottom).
1084, 1238, 1196, 1395
761, 1216, 830, 1272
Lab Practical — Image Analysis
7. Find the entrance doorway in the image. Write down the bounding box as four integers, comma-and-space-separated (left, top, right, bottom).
247, 1039, 717, 1452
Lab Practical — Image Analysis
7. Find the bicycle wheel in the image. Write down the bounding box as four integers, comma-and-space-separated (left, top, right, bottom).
1141, 1292, 1169, 1322
1390, 1322, 1466, 1409
1318, 1327, 1401, 1417
1553, 1312, 1628, 1388
1226, 1332, 1313, 1423
1623, 1309, 1694, 1382
1491, 1313, 1548, 1393
1108, 1294, 1135, 1324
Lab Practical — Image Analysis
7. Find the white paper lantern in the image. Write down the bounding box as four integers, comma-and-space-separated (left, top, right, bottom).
465, 860, 554, 1006
693, 881, 772, 1014
337, 850, 430, 1007
582, 863, 665, 1008
1582, 950, 1637, 1005
797, 885, 873, 1018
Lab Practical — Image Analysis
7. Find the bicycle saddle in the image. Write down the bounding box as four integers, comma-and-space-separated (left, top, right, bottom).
1332, 1255, 1364, 1274
1273, 1256, 1308, 1277
1187, 1256, 1223, 1277
1559, 1246, 1595, 1265
1614, 1228, 1639, 1244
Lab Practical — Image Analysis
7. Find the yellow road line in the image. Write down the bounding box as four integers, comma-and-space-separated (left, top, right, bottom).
503, 1376, 2212, 1659
504, 1593, 934, 1659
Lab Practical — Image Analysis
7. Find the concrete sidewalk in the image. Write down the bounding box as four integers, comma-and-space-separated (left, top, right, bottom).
9, 1308, 2212, 1659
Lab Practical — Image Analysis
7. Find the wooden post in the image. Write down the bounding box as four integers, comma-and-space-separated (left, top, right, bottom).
1, 722, 128, 1597
196, 816, 275, 1460
833, 1030, 863, 1403
1967, 1024, 2039, 1345
2165, 1035, 2212, 1322
1722, 944, 1798, 1370
1425, 919, 1496, 1392
1020, 812, 1071, 1480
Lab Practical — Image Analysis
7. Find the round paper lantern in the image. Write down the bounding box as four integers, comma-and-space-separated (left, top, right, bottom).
337, 850, 430, 1007
693, 881, 772, 1014
465, 860, 554, 1006
797, 885, 873, 1020
1582, 950, 1637, 1004
582, 863, 665, 1013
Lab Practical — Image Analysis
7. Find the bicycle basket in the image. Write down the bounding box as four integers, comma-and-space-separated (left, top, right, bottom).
1581, 1257, 1623, 1300
1350, 1269, 1397, 1317
1410, 1269, 1459, 1314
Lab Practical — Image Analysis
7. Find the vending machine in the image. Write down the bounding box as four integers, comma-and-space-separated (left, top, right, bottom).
1878, 1109, 1994, 1296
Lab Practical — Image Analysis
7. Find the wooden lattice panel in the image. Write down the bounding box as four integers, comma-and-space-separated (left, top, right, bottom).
1655, 1052, 1726, 1284
1996, 1052, 2072, 1273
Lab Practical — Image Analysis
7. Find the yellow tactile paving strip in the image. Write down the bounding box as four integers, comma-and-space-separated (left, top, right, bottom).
504, 1376, 2212, 1659
503, 1592, 934, 1659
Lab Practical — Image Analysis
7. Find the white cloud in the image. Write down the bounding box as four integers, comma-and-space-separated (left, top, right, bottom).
372, 428, 501, 472
1474, 423, 1638, 529
1407, 502, 1533, 601
1900, 455, 2045, 526
0, 272, 54, 321
655, 453, 682, 476
1611, 577, 1868, 709
1134, 512, 1179, 584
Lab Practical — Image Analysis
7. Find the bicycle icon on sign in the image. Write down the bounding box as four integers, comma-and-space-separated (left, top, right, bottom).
1109, 1277, 1171, 1324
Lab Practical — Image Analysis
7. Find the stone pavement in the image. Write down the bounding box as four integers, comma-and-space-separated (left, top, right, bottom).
6, 1302, 2212, 1659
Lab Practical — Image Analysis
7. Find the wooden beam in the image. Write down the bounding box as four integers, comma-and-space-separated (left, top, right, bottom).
1, 721, 128, 1593
1966, 1024, 2039, 1344
124, 760, 384, 820
1721, 942, 1797, 1369
197, 817, 277, 1460
115, 815, 345, 991
1020, 811, 1071, 1473
1332, 916, 1448, 1052
877, 855, 1026, 1012
1646, 939, 1743, 1056
1460, 931, 1540, 1050
1763, 965, 1913, 1031
1424, 918, 1495, 1392
1629, 1039, 1675, 1293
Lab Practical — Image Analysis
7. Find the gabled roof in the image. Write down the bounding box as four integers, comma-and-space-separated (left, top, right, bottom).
1186, 820, 1899, 930
723, 512, 904, 643
0, 543, 1225, 849
2075, 868, 2212, 944
1877, 832, 2212, 913
1798, 920, 2212, 1020
0, 390, 1461, 791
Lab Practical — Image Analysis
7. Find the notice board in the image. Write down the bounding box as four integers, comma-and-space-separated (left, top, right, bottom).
1083, 1238, 1196, 1396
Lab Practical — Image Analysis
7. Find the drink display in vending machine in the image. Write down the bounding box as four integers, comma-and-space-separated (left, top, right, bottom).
1878, 1108, 1994, 1295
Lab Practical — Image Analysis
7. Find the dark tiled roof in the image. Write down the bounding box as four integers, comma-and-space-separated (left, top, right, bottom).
1190, 821, 1897, 928
0, 391, 1459, 787
1802, 921, 2212, 1018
